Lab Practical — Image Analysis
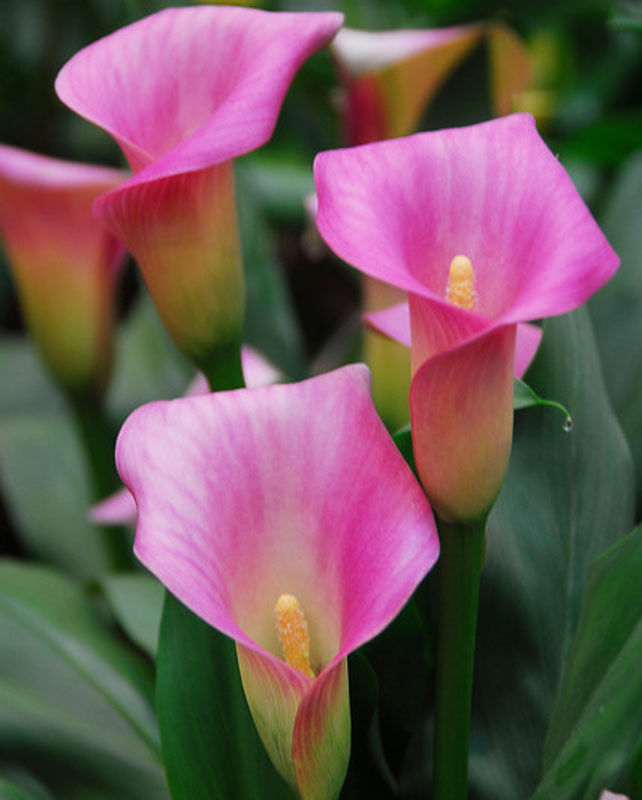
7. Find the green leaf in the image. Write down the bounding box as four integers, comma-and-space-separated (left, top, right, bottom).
590, 152, 642, 508
0, 336, 66, 416
102, 573, 164, 658
107, 292, 193, 422
156, 593, 296, 800
0, 779, 44, 800
512, 377, 572, 425
561, 113, 642, 168
340, 653, 397, 800
0, 768, 53, 800
236, 165, 306, 379
240, 154, 315, 226
392, 425, 416, 477
469, 308, 635, 800
0, 413, 114, 579
531, 525, 642, 799
0, 561, 168, 799
611, 1, 642, 31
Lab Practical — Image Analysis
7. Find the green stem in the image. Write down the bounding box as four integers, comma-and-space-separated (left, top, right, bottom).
68, 389, 131, 570
433, 517, 486, 800
198, 339, 245, 393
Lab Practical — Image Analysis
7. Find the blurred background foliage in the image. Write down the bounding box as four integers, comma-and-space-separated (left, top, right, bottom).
0, 1, 641, 798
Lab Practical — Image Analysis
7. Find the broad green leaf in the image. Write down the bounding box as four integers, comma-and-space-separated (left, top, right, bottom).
561, 112, 642, 167
611, 1, 642, 31
236, 165, 306, 379
341, 653, 397, 800
532, 525, 642, 799
392, 425, 416, 476
512, 377, 572, 424
0, 335, 65, 415
240, 154, 315, 226
156, 593, 296, 800
590, 152, 642, 507
0, 779, 41, 800
0, 768, 53, 800
107, 293, 193, 422
0, 413, 114, 579
102, 573, 163, 658
469, 308, 635, 800
0, 561, 168, 799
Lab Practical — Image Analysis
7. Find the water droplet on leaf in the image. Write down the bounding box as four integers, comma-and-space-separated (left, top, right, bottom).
562, 416, 573, 433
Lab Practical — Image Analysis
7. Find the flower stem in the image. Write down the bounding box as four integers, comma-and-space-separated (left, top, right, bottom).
432, 516, 486, 800
199, 339, 245, 393
68, 389, 132, 570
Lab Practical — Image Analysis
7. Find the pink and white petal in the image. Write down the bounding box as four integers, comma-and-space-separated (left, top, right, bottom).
0, 143, 128, 189
89, 487, 137, 527
514, 322, 542, 379
365, 302, 540, 383
408, 294, 487, 375
242, 346, 282, 388
599, 792, 629, 799
315, 115, 618, 323
363, 302, 411, 347
410, 325, 517, 522
95, 163, 244, 370
487, 22, 532, 117
56, 8, 343, 177
117, 365, 438, 670
333, 26, 481, 143
331, 26, 478, 77
292, 660, 351, 800
236, 643, 312, 790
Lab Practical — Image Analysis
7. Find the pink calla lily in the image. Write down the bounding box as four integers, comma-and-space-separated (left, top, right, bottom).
90, 345, 281, 526
116, 365, 439, 798
56, 7, 343, 374
329, 22, 531, 430
0, 144, 127, 393
364, 300, 543, 380
331, 22, 531, 146
314, 114, 618, 522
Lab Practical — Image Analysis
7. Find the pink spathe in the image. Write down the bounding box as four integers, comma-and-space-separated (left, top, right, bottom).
116, 365, 439, 798
0, 144, 127, 393
314, 115, 619, 522
56, 7, 343, 370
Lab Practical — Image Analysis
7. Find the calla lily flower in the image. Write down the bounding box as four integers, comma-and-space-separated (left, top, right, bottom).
116, 364, 439, 798
55, 7, 343, 375
90, 345, 281, 526
314, 114, 619, 523
331, 22, 531, 146
0, 144, 127, 394
363, 300, 543, 381
330, 22, 531, 429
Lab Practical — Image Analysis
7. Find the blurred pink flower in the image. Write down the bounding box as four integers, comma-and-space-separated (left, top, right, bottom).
0, 144, 127, 393
116, 365, 439, 798
331, 22, 531, 146
315, 114, 618, 522
56, 7, 343, 372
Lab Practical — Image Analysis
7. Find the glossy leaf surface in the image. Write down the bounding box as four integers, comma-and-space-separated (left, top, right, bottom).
533, 525, 642, 799
469, 308, 635, 799
0, 561, 167, 799
156, 594, 295, 800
